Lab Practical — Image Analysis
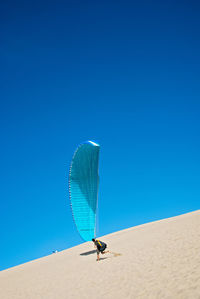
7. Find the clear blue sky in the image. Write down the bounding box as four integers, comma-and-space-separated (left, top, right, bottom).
1, 0, 200, 271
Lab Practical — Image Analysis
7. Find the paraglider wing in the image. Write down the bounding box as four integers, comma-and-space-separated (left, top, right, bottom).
69, 141, 100, 241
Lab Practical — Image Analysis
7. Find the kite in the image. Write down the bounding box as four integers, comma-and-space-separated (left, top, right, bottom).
69, 141, 100, 241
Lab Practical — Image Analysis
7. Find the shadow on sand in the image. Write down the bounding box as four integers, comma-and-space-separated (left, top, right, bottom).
80, 250, 97, 256
98, 257, 108, 261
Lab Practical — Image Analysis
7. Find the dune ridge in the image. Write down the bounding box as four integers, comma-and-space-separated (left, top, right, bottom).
1, 210, 200, 299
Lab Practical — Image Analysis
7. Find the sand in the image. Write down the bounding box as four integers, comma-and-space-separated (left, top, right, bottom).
1, 210, 200, 299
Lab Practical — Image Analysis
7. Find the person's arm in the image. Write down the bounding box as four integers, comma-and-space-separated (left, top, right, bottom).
97, 252, 100, 261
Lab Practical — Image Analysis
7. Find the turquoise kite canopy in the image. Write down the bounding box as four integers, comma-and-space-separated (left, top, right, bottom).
69, 141, 100, 241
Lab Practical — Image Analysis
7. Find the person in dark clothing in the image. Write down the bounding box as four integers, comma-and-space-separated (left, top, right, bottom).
92, 238, 110, 261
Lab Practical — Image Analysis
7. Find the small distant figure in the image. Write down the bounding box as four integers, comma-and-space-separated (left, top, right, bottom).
92, 238, 110, 261
52, 250, 58, 254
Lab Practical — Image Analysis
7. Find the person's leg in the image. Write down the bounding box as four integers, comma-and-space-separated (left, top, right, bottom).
101, 250, 121, 257
96, 248, 100, 261
101, 250, 110, 254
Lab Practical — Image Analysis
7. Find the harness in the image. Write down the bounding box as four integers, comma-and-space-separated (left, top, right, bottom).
97, 240, 102, 247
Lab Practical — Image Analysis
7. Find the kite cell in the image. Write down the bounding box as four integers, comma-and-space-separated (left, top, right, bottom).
69, 141, 100, 241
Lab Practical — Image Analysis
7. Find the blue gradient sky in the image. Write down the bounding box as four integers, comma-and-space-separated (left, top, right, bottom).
1, 0, 200, 271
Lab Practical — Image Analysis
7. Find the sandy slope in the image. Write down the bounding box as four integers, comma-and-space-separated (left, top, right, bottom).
1, 210, 200, 299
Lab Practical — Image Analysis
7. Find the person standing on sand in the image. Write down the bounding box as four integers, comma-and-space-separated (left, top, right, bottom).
92, 238, 110, 261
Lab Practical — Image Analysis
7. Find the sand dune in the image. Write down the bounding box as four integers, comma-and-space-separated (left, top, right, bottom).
1, 210, 200, 299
